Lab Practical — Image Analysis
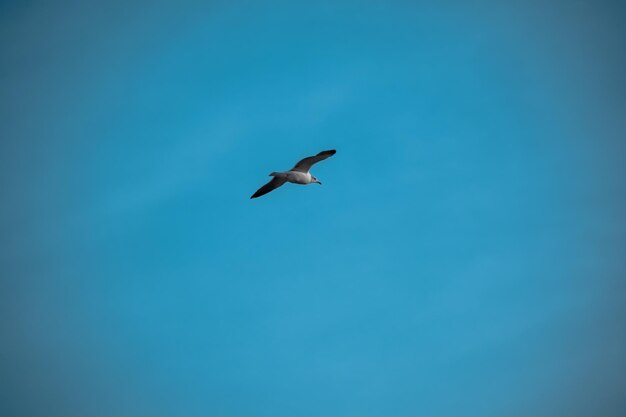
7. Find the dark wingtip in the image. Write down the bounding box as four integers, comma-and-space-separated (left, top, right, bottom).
319, 149, 336, 156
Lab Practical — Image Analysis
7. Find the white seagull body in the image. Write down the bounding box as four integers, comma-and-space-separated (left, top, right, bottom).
250, 149, 336, 199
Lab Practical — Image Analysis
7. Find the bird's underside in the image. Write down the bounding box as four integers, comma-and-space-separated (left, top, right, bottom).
250, 149, 336, 199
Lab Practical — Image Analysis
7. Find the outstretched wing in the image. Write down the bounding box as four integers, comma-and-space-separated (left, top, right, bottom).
291, 149, 336, 173
250, 177, 287, 199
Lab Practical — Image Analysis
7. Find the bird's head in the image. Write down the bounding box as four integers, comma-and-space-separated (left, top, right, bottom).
312, 176, 322, 185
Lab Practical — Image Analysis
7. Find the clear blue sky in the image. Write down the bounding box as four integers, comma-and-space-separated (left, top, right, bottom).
1, 1, 625, 416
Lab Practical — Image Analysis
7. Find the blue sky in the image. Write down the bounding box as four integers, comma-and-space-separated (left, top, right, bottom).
1, 1, 625, 416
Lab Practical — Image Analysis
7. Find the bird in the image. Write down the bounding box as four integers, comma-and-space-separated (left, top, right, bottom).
250, 149, 337, 199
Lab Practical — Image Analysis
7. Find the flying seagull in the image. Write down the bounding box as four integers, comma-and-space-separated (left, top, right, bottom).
250, 149, 337, 199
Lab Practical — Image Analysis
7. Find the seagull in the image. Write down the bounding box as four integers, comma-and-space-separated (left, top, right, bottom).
250, 149, 337, 199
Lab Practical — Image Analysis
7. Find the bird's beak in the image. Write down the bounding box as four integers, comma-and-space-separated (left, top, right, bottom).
317, 181, 322, 185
